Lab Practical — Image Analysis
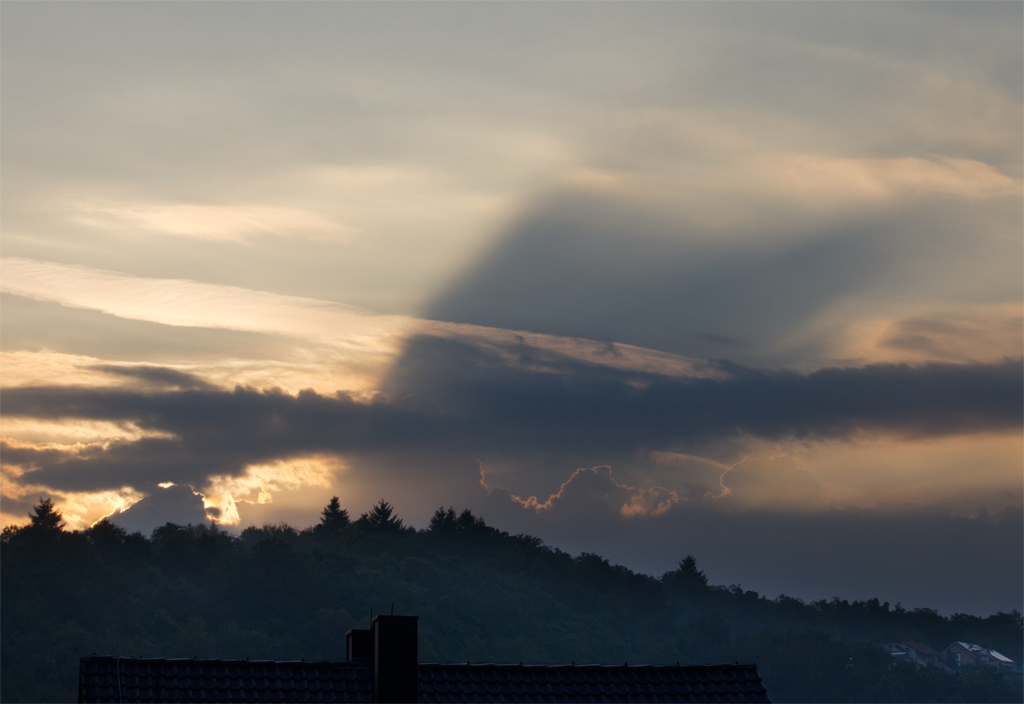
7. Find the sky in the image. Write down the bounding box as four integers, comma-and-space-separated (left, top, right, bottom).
2, 2, 1021, 616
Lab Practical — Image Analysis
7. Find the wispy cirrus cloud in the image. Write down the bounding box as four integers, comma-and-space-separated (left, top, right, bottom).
69, 201, 348, 242
0, 258, 722, 395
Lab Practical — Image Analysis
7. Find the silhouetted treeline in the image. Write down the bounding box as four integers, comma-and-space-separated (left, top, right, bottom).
2, 499, 1021, 703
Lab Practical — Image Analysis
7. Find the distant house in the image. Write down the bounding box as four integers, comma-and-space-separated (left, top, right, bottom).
945, 641, 981, 668
943, 642, 1019, 672
884, 641, 950, 673
985, 650, 1020, 671
893, 641, 942, 668
883, 643, 910, 662
79, 615, 771, 703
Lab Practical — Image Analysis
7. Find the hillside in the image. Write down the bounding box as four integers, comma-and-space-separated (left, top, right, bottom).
2, 499, 1021, 703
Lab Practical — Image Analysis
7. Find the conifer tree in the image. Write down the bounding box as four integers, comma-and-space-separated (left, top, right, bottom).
662, 555, 709, 593
28, 497, 65, 533
358, 499, 403, 532
429, 506, 458, 533
319, 496, 350, 531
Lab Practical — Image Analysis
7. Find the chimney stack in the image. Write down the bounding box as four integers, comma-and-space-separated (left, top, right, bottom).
372, 615, 418, 703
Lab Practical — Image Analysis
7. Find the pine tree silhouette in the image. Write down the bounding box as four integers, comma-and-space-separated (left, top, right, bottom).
663, 555, 709, 593
319, 496, 350, 532
29, 498, 65, 533
358, 500, 403, 532
429, 506, 458, 533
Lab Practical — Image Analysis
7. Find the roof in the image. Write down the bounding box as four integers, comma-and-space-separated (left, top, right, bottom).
987, 650, 1015, 664
78, 657, 372, 703
80, 658, 770, 703
901, 641, 940, 657
418, 662, 770, 703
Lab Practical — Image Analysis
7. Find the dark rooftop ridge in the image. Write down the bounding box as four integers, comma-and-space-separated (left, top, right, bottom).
79, 615, 770, 703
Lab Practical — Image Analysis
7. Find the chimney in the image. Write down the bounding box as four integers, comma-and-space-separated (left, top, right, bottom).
346, 629, 373, 661
372, 615, 418, 703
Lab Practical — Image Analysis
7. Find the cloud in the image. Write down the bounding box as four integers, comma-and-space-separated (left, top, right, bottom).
89, 364, 218, 391
383, 335, 1022, 446
202, 455, 341, 525
763, 155, 1020, 203
109, 483, 211, 534
0, 292, 302, 365
69, 201, 346, 242
5, 3, 1019, 327
0, 257, 407, 342
0, 459, 144, 531
0, 259, 724, 397
0, 417, 168, 447
814, 302, 1024, 366
425, 190, 1021, 366
719, 454, 825, 511
877, 307, 1024, 362
492, 466, 682, 520
1, 333, 1018, 502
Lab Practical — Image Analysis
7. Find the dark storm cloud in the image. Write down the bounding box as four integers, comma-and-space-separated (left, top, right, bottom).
426, 192, 1022, 364
429, 196, 870, 359
2, 333, 1019, 493
387, 336, 1023, 444
0, 385, 446, 492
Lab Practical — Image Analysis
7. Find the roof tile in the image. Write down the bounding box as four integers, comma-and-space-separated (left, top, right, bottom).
82, 659, 769, 703
79, 658, 373, 704
416, 664, 769, 703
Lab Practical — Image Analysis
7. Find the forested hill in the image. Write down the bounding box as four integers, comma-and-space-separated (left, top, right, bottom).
2, 499, 1021, 703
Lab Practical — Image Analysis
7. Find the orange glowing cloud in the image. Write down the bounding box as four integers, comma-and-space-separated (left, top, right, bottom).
201, 455, 344, 526
497, 466, 683, 519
